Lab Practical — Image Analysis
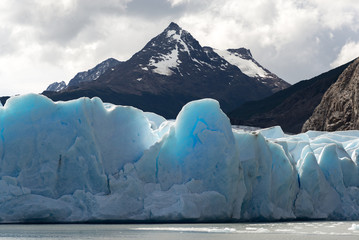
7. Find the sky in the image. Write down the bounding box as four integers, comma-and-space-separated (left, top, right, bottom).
1, 0, 359, 96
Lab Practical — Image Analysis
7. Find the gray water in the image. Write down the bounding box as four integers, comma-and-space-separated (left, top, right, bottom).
0, 222, 359, 240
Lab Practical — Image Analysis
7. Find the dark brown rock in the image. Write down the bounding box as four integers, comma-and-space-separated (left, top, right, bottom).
302, 58, 359, 132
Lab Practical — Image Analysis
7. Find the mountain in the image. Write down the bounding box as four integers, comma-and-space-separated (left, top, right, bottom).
46, 81, 66, 92
45, 58, 122, 91
44, 22, 289, 118
302, 58, 359, 132
0, 96, 9, 106
212, 48, 287, 92
67, 58, 121, 88
229, 60, 354, 133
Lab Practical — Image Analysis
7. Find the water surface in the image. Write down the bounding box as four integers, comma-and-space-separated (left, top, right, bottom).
0, 221, 358, 240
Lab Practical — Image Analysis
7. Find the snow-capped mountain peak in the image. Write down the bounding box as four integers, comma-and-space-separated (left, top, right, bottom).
134, 22, 211, 77
144, 22, 199, 76
44, 22, 290, 118
134, 23, 283, 85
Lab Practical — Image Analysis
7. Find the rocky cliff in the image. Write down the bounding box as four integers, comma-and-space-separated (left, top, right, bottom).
302, 58, 359, 132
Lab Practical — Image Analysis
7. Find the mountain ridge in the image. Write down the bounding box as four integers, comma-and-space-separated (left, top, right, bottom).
43, 22, 289, 118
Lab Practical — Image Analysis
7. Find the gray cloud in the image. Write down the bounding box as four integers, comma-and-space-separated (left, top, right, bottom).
1, 0, 359, 96
125, 0, 184, 19
7, 0, 130, 45
0, 27, 16, 55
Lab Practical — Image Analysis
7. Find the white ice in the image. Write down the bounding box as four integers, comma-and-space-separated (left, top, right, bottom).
349, 224, 359, 230
0, 94, 359, 223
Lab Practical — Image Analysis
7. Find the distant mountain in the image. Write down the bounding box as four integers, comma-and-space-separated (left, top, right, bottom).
67, 58, 121, 88
302, 58, 359, 132
44, 22, 289, 118
46, 81, 66, 92
229, 60, 354, 133
45, 58, 122, 91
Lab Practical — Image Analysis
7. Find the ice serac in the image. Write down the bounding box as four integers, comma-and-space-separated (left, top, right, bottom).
1, 94, 359, 223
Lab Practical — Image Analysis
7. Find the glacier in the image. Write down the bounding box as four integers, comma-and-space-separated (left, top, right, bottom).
0, 94, 359, 223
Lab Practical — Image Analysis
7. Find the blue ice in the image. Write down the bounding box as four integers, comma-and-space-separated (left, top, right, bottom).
0, 94, 358, 223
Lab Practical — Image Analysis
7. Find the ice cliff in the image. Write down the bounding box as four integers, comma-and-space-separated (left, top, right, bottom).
0, 94, 359, 223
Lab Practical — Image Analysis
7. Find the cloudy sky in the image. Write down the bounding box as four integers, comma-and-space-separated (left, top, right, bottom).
1, 0, 359, 96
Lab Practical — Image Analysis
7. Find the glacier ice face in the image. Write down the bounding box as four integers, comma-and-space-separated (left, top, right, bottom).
0, 94, 359, 223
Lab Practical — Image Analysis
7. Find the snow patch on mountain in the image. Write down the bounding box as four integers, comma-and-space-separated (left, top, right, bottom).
166, 29, 178, 39
141, 66, 149, 71
214, 49, 271, 78
149, 46, 180, 76
167, 29, 191, 54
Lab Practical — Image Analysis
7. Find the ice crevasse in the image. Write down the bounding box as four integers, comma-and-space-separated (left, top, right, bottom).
0, 93, 359, 223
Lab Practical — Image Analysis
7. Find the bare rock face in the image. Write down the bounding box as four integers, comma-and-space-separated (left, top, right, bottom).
302, 58, 359, 132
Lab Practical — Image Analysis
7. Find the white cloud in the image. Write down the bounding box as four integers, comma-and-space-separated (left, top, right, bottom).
331, 41, 359, 68
174, 0, 359, 83
310, 0, 359, 30
177, 0, 324, 82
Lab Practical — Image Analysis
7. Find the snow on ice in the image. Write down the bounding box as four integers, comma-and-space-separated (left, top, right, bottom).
0, 94, 359, 223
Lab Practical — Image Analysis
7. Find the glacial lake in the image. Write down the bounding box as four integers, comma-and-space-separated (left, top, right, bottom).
0, 221, 359, 240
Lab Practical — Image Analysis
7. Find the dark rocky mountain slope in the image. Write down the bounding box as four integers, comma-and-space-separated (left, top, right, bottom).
229, 60, 353, 133
67, 58, 121, 88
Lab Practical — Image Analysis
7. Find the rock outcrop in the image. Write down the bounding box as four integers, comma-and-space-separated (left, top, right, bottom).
302, 58, 359, 132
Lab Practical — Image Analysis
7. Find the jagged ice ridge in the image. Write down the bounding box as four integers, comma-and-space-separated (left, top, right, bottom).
0, 94, 359, 223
